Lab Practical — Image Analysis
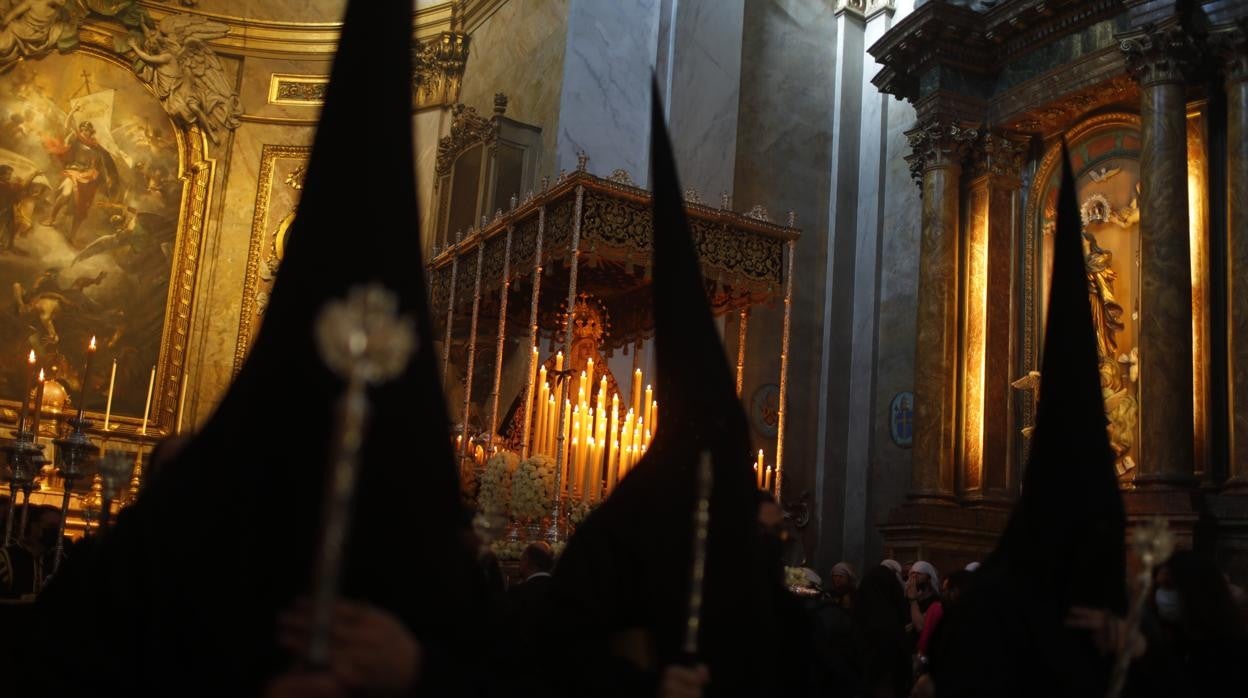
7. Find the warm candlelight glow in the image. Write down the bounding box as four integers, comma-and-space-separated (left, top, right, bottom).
89, 336, 97, 351
31, 369, 46, 435
27, 350, 35, 364
757, 450, 765, 489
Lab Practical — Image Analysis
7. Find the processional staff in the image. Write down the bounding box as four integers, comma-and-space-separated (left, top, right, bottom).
306, 284, 416, 668
682, 450, 714, 658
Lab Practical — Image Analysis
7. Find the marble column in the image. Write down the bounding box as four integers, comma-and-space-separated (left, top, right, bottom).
962, 133, 1027, 504
556, 0, 661, 178
1218, 26, 1248, 491
905, 118, 978, 502
1121, 25, 1197, 487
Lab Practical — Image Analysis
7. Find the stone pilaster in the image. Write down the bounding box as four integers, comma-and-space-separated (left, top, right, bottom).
1120, 23, 1198, 488
962, 131, 1028, 505
1216, 24, 1248, 492
905, 117, 979, 503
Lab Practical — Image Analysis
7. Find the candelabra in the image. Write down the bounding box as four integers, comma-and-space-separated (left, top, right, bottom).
51, 414, 99, 573
2, 429, 43, 546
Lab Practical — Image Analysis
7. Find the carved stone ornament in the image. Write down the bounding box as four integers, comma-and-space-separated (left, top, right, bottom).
606, 168, 634, 186
0, 4, 241, 144
834, 0, 895, 16
412, 31, 469, 110
1119, 23, 1201, 87
435, 93, 508, 176
971, 131, 1029, 180
1211, 23, 1248, 86
117, 13, 242, 144
904, 118, 980, 184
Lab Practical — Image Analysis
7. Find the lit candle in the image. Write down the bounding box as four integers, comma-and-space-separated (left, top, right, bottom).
585, 357, 594, 402
140, 366, 155, 435
571, 406, 582, 494
643, 385, 653, 433
18, 350, 35, 431
757, 450, 765, 489
609, 439, 621, 488
583, 436, 596, 502
650, 400, 658, 439
535, 369, 548, 453
554, 351, 563, 374
765, 466, 774, 493
30, 369, 45, 435
546, 395, 557, 458
606, 394, 618, 489
103, 359, 117, 431
456, 434, 463, 451
620, 409, 634, 469
561, 399, 572, 492
631, 369, 643, 422
77, 336, 97, 415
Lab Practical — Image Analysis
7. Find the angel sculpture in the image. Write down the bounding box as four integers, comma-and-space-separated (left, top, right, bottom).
0, 0, 84, 72
128, 14, 240, 144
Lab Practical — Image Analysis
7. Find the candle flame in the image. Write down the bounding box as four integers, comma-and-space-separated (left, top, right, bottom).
38, 368, 44, 381
89, 336, 97, 350
27, 349, 35, 363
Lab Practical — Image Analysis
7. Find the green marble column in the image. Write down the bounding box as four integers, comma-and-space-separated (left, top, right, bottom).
905, 118, 978, 503
1121, 25, 1197, 487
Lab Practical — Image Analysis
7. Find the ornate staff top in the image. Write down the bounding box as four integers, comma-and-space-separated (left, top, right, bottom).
307, 284, 417, 668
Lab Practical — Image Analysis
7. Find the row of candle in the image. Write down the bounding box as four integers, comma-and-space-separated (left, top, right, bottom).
527, 350, 657, 505
754, 450, 776, 494
15, 341, 158, 437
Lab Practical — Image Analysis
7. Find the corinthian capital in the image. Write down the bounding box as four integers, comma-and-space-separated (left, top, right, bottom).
904, 118, 980, 184
1119, 23, 1201, 87
969, 131, 1029, 181
1211, 22, 1248, 86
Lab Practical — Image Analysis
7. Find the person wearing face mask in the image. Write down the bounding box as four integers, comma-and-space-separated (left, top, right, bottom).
0, 504, 61, 600
1146, 551, 1248, 696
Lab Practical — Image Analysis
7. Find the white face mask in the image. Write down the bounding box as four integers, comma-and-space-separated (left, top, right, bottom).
1155, 588, 1183, 623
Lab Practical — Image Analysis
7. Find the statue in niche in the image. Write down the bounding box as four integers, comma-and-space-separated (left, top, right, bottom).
499, 293, 623, 452
1020, 184, 1141, 477
122, 14, 241, 144
1080, 188, 1140, 477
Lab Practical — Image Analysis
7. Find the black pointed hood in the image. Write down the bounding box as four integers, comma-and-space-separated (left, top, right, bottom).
995, 144, 1126, 611
551, 81, 782, 695
35, 2, 481, 694
930, 145, 1126, 696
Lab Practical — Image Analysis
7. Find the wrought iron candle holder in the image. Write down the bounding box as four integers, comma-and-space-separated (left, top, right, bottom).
2, 430, 43, 546
97, 449, 134, 532
51, 415, 99, 573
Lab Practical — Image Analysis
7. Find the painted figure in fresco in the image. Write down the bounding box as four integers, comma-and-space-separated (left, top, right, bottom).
0, 162, 38, 252
42, 118, 121, 241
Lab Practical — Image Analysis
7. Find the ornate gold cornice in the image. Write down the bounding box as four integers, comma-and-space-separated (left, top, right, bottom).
135, 1, 465, 58
904, 118, 981, 183
414, 31, 470, 110
1119, 21, 1202, 87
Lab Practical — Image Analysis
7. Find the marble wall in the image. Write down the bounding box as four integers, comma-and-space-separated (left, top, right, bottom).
734, 0, 838, 567
664, 0, 746, 198
556, 0, 662, 179
865, 0, 922, 569
458, 0, 572, 180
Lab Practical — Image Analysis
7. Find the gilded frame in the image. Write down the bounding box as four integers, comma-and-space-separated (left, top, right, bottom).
234, 144, 312, 373
0, 41, 216, 438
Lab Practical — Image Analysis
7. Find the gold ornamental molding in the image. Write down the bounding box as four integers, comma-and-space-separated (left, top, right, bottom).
136, 0, 469, 58
268, 74, 330, 106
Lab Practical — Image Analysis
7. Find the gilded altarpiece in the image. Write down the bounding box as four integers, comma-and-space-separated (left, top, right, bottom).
0, 44, 212, 436
1023, 111, 1212, 482
235, 144, 310, 372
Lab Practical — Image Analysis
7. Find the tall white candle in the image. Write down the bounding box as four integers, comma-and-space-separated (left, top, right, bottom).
140, 366, 155, 435
176, 371, 189, 434
103, 359, 117, 430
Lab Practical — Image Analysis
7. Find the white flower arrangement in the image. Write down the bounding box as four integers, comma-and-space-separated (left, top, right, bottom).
479, 450, 520, 515
510, 455, 557, 521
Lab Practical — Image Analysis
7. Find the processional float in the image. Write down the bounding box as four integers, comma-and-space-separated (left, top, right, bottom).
429, 155, 800, 551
